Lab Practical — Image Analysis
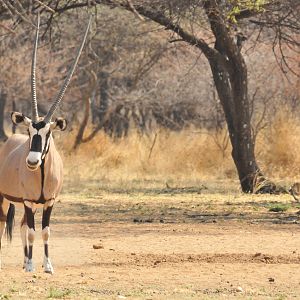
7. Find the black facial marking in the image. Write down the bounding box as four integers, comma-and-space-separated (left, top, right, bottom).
42, 130, 51, 158
32, 121, 46, 130
14, 113, 25, 124
56, 118, 67, 131
28, 121, 51, 162
30, 134, 42, 152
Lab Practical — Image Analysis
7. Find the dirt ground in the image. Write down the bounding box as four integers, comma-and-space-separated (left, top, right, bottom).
0, 181, 300, 299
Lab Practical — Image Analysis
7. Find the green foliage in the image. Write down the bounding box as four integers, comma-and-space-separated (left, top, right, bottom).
268, 203, 290, 212
47, 287, 71, 299
227, 0, 269, 23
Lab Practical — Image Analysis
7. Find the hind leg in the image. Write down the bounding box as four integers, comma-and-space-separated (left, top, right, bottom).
20, 213, 28, 269
0, 196, 9, 270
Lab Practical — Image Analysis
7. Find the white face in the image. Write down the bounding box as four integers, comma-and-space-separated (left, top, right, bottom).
11, 112, 67, 172
26, 122, 52, 171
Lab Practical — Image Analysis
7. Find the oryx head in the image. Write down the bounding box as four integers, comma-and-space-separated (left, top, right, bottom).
11, 14, 91, 171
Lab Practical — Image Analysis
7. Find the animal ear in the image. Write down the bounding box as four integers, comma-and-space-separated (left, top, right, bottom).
11, 112, 31, 127
51, 118, 67, 131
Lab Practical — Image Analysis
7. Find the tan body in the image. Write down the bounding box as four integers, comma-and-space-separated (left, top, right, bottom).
0, 134, 63, 203
0, 130, 64, 273
0, 13, 90, 274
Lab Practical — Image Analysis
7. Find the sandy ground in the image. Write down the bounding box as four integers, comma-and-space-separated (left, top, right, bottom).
0, 187, 300, 299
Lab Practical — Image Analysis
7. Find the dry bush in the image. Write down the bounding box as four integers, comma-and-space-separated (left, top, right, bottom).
59, 126, 236, 185
58, 107, 300, 188
256, 108, 300, 181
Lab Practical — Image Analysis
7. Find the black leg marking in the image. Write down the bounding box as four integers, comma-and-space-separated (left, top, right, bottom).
44, 244, 49, 258
42, 205, 53, 259
42, 205, 53, 229
24, 204, 35, 261
24, 246, 28, 258
28, 245, 33, 260
24, 205, 35, 231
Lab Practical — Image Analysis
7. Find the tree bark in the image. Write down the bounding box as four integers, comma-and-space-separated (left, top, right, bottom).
0, 89, 7, 141
73, 97, 91, 150
82, 71, 110, 143
203, 0, 261, 192
209, 59, 259, 192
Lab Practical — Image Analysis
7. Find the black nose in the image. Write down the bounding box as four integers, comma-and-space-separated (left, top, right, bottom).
27, 159, 39, 166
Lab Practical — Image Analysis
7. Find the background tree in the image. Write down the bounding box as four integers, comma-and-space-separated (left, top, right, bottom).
0, 0, 299, 192
0, 88, 7, 141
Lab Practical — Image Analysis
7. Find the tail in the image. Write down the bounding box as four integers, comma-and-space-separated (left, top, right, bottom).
6, 204, 15, 241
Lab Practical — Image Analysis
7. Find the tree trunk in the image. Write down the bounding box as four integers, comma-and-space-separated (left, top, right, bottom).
73, 97, 91, 150
203, 0, 273, 193
0, 90, 7, 141
209, 59, 259, 192
82, 71, 110, 143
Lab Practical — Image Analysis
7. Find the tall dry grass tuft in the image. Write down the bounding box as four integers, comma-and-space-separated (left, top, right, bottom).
56, 109, 300, 189
256, 109, 300, 181
58, 128, 236, 187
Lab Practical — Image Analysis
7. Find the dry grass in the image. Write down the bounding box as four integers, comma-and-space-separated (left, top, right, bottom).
3, 110, 297, 190
54, 110, 300, 192
58, 128, 235, 188
256, 109, 300, 182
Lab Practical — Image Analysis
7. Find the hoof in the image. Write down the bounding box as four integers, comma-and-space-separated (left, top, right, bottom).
43, 258, 54, 274
25, 259, 35, 272
23, 257, 28, 269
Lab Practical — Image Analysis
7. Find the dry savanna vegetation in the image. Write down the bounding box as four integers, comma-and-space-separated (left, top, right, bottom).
1, 114, 300, 299
0, 1, 300, 300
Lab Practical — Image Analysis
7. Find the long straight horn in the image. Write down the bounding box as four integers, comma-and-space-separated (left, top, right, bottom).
44, 16, 92, 123
31, 13, 40, 123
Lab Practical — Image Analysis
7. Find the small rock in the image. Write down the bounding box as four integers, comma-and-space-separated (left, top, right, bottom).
93, 244, 104, 249
268, 277, 275, 282
236, 286, 244, 293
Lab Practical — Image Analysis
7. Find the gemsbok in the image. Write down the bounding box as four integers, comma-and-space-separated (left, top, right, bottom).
0, 15, 91, 273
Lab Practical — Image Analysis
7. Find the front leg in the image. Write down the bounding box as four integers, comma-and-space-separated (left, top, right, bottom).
42, 200, 54, 274
20, 214, 28, 269
24, 201, 36, 272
